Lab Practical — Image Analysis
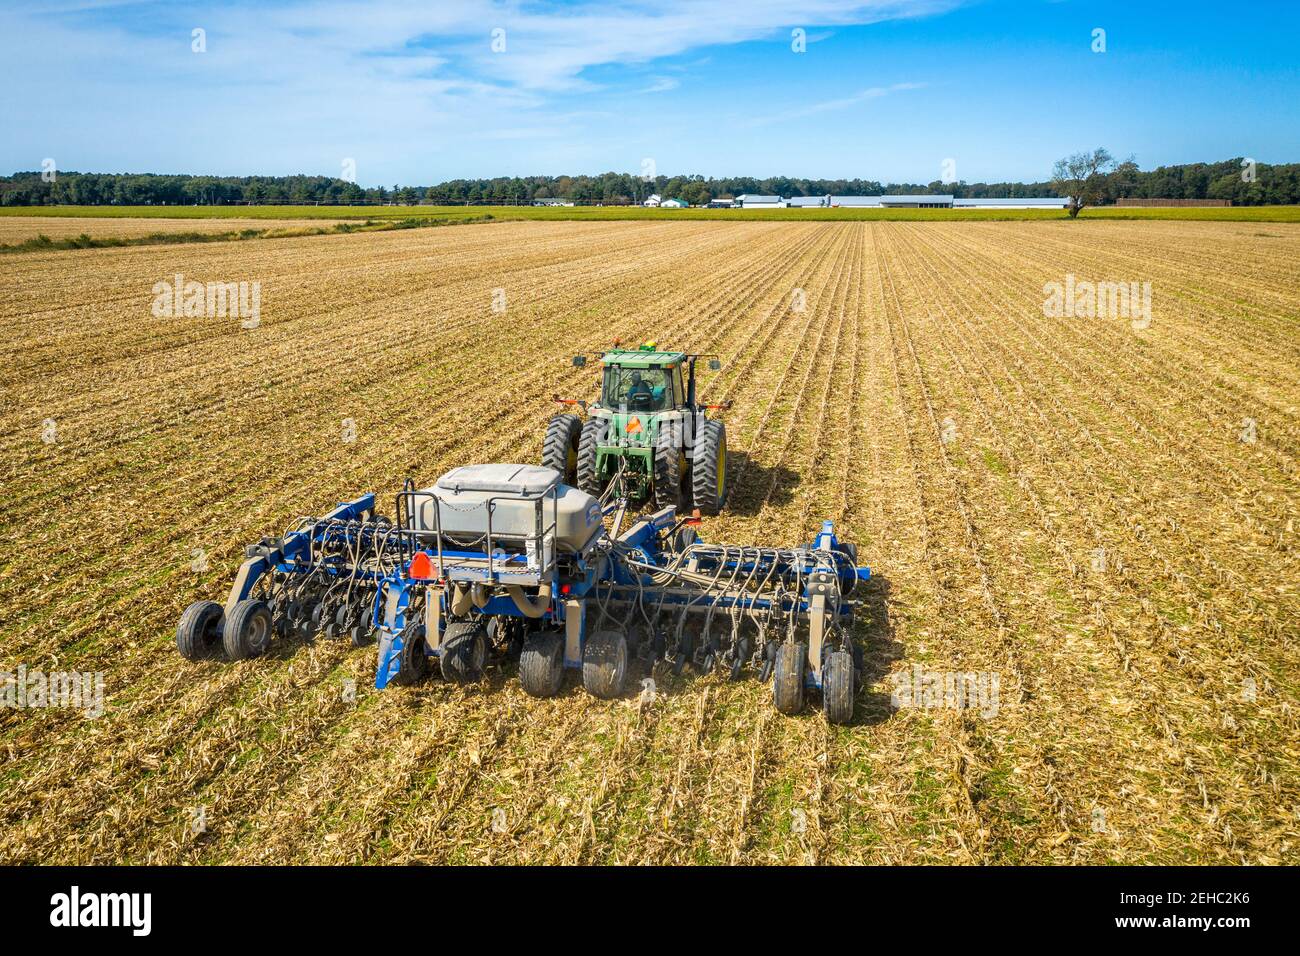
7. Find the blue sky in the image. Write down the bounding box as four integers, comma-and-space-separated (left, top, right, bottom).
2, 0, 1296, 186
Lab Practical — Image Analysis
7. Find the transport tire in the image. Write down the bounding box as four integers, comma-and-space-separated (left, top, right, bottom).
440, 621, 487, 684
822, 649, 855, 726
518, 630, 565, 698
773, 640, 806, 715
576, 416, 609, 497
176, 600, 223, 661
393, 626, 430, 685
542, 414, 582, 485
653, 443, 681, 510
222, 599, 273, 661
691, 418, 728, 515
582, 629, 628, 699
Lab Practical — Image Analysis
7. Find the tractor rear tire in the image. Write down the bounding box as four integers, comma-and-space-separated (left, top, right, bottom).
542, 414, 582, 485
576, 417, 608, 497
393, 626, 430, 685
440, 621, 487, 684
222, 599, 273, 661
691, 419, 728, 516
822, 649, 855, 725
773, 640, 806, 715
519, 630, 565, 698
653, 443, 681, 510
176, 600, 224, 661
582, 629, 628, 699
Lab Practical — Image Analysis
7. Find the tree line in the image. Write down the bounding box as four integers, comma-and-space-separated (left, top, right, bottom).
2, 159, 1296, 206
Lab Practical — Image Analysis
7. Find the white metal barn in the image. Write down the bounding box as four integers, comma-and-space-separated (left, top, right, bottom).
951, 197, 1070, 209
737, 193, 1068, 210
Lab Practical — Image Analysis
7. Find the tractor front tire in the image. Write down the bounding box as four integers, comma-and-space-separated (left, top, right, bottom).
822, 649, 856, 725
519, 630, 565, 698
576, 417, 609, 497
222, 599, 273, 661
582, 629, 629, 699
653, 443, 682, 510
691, 418, 728, 516
177, 600, 224, 661
440, 621, 487, 684
773, 640, 806, 715
542, 414, 582, 485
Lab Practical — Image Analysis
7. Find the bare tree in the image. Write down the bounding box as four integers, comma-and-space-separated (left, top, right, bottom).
1052, 148, 1115, 217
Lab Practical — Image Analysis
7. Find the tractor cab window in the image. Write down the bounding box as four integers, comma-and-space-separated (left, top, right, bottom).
603, 366, 671, 412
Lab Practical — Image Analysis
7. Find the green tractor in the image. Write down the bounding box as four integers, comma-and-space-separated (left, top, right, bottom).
542, 343, 731, 514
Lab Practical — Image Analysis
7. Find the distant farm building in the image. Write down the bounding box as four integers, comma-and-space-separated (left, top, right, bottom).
776, 194, 1070, 209
953, 197, 1070, 209
1114, 198, 1231, 207
706, 198, 735, 208
734, 194, 785, 208
531, 198, 575, 207
659, 198, 688, 208
879, 194, 954, 208
643, 194, 662, 207
786, 195, 883, 208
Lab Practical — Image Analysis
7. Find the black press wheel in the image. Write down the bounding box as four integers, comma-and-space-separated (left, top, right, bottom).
822, 648, 855, 725
222, 599, 273, 660
582, 629, 628, 699
542, 413, 582, 486
176, 600, 224, 661
392, 626, 430, 685
519, 630, 565, 697
773, 640, 806, 715
440, 621, 487, 684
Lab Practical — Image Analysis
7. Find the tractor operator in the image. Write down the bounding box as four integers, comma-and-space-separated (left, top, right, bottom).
626, 371, 653, 405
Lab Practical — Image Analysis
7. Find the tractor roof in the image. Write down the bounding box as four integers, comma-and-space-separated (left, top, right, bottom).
601, 348, 687, 368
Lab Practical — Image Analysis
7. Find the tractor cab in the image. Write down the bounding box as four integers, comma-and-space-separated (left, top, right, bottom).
546, 342, 731, 514
596, 346, 689, 415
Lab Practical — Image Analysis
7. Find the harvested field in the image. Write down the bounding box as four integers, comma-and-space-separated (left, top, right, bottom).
0, 218, 1296, 864
0, 215, 321, 243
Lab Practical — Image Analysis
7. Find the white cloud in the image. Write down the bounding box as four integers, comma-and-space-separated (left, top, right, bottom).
641, 76, 681, 94
743, 82, 928, 126
0, 0, 958, 181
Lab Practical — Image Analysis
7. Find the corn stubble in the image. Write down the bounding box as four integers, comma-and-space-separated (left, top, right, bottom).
0, 218, 1295, 864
